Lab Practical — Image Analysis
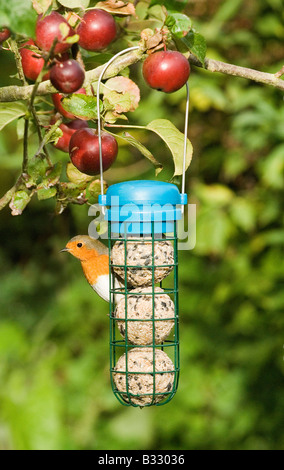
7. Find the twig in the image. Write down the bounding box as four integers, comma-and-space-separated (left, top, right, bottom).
275, 65, 284, 79
22, 117, 29, 173
31, 107, 52, 166
27, 38, 58, 165
34, 117, 62, 157
8, 38, 27, 86
27, 39, 58, 110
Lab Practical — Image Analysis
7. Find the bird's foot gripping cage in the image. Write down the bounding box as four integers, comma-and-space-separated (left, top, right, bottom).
97, 47, 189, 407
99, 181, 187, 407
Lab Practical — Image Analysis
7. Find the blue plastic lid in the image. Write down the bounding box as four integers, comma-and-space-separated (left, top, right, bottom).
98, 180, 187, 235
99, 180, 187, 206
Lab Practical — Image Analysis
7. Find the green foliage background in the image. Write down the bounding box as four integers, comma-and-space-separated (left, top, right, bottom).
0, 0, 283, 450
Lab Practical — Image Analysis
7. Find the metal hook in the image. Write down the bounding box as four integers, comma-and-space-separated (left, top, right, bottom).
181, 82, 190, 215
96, 46, 140, 214
96, 47, 190, 214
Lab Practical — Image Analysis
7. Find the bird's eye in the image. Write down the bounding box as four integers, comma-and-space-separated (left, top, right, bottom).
77, 243, 83, 248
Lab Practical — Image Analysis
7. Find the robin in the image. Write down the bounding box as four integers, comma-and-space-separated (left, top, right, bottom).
61, 235, 123, 303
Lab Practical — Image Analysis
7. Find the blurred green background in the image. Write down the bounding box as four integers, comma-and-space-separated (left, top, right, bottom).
0, 0, 283, 450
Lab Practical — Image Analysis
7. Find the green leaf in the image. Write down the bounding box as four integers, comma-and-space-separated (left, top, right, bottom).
61, 94, 102, 120
44, 162, 62, 187
104, 111, 128, 124
109, 130, 163, 176
103, 77, 140, 113
37, 187, 57, 200
0, 102, 26, 131
65, 34, 80, 44
258, 143, 284, 189
126, 18, 163, 32
136, 1, 148, 20
87, 179, 107, 201
32, 0, 53, 15
149, 0, 188, 12
66, 162, 94, 185
46, 126, 63, 146
195, 183, 234, 207
58, 182, 86, 201
80, 51, 113, 64
9, 190, 32, 215
95, 1, 135, 15
196, 207, 234, 255
146, 119, 193, 176
104, 92, 133, 114
165, 13, 191, 38
0, 0, 37, 36
0, 322, 28, 359
57, 0, 90, 8
59, 22, 71, 40
230, 198, 257, 233
148, 5, 167, 22
27, 157, 48, 185
179, 31, 207, 65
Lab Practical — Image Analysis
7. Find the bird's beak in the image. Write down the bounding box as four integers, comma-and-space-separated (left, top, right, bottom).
60, 247, 69, 253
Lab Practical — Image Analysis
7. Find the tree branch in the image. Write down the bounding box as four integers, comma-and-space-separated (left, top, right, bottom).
0, 47, 146, 102
189, 53, 284, 91
0, 47, 283, 102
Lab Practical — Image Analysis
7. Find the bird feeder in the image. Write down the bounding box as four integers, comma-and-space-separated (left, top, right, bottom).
97, 47, 189, 407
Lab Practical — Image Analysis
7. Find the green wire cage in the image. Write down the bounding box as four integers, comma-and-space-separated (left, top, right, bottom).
99, 181, 187, 407
97, 47, 189, 407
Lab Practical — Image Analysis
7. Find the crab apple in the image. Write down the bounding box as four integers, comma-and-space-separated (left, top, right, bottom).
142, 50, 190, 93
0, 27, 11, 44
36, 11, 76, 55
50, 59, 85, 93
52, 88, 86, 119
69, 128, 118, 175
43, 52, 71, 82
20, 39, 45, 81
77, 9, 117, 51
54, 119, 89, 153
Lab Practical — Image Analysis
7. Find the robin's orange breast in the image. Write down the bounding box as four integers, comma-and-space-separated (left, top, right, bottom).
81, 254, 109, 286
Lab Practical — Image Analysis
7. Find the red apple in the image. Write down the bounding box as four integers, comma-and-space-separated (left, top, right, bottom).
42, 52, 70, 81
20, 39, 45, 81
77, 9, 117, 51
52, 87, 86, 119
36, 11, 76, 55
69, 128, 118, 175
50, 59, 85, 93
142, 50, 190, 93
54, 119, 89, 153
0, 27, 11, 44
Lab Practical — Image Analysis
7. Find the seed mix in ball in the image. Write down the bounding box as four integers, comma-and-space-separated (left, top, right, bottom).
111, 239, 174, 287
113, 347, 175, 406
114, 287, 175, 345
